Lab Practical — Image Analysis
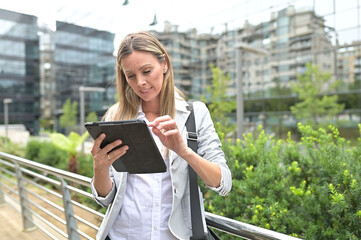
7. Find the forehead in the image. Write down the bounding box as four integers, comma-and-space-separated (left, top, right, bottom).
121, 51, 159, 70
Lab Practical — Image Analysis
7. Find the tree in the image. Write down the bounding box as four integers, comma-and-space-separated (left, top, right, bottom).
86, 111, 98, 123
50, 131, 89, 174
290, 63, 344, 128
39, 118, 53, 131
201, 64, 236, 136
60, 98, 78, 134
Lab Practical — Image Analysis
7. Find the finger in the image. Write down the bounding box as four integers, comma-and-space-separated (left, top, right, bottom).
91, 133, 106, 154
151, 127, 163, 137
108, 145, 129, 163
155, 119, 177, 131
162, 129, 179, 137
101, 139, 123, 154
148, 115, 172, 127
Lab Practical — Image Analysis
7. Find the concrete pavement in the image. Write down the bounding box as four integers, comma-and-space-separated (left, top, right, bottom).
0, 203, 50, 240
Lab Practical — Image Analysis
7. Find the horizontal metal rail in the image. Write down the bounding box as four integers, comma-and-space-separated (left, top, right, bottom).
27, 189, 64, 212
29, 208, 69, 238
206, 212, 300, 240
0, 151, 303, 240
0, 152, 90, 186
24, 177, 63, 199
28, 198, 67, 225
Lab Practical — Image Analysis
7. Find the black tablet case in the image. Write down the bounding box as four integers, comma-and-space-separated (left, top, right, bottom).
84, 120, 166, 174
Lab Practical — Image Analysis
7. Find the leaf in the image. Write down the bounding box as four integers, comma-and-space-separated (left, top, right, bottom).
50, 131, 89, 157
50, 133, 71, 152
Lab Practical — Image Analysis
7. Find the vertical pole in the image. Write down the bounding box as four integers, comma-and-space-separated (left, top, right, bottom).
236, 47, 244, 139
80, 88, 85, 152
60, 178, 80, 240
4, 101, 8, 139
0, 178, 5, 205
15, 163, 36, 231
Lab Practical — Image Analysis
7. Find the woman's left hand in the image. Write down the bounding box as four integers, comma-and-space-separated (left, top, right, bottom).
148, 115, 189, 156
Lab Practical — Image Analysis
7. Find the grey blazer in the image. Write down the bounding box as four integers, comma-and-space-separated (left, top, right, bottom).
91, 98, 232, 240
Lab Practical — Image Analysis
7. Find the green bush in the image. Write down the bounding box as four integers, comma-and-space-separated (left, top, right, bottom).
78, 153, 94, 178
202, 123, 361, 239
0, 137, 26, 157
25, 139, 68, 170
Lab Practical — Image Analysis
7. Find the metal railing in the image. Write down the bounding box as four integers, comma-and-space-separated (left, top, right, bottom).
0, 151, 302, 240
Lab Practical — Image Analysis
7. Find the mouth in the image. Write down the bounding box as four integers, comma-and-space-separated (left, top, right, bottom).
140, 88, 151, 93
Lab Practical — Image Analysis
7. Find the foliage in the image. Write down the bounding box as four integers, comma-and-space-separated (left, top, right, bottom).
49, 131, 89, 173
77, 153, 94, 178
269, 77, 292, 97
201, 123, 361, 239
0, 137, 25, 157
50, 131, 88, 158
59, 98, 78, 134
86, 111, 99, 123
39, 118, 53, 130
201, 64, 236, 135
290, 63, 344, 128
25, 139, 68, 170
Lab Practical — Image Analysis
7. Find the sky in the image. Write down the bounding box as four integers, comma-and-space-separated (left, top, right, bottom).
0, 0, 359, 47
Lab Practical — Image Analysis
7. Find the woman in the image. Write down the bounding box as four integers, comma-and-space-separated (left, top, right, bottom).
90, 31, 232, 240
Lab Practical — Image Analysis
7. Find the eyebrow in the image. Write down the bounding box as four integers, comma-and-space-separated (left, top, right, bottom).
124, 64, 151, 73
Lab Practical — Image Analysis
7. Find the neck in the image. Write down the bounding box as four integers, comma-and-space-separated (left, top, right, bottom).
142, 98, 161, 116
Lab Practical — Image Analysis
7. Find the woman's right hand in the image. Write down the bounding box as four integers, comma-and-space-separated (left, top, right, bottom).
90, 133, 129, 173
91, 133, 128, 197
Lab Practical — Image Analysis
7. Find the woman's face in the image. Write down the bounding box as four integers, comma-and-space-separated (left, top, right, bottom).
121, 51, 167, 104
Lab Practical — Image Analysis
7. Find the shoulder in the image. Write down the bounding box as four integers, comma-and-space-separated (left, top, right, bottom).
191, 101, 209, 115
104, 103, 119, 121
189, 101, 212, 127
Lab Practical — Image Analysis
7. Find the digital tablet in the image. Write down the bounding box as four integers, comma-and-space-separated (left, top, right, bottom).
84, 120, 166, 174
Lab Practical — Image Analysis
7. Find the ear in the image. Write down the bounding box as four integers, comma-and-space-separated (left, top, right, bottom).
163, 61, 168, 74
162, 54, 168, 73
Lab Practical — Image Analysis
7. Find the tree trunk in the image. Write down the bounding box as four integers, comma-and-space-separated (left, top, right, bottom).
68, 156, 79, 174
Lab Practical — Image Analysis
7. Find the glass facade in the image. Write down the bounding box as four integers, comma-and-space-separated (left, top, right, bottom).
54, 21, 116, 130
0, 9, 40, 134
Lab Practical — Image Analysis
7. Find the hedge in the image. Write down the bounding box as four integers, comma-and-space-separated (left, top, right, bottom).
202, 123, 361, 239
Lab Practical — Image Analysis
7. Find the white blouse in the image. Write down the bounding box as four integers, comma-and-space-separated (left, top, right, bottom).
108, 109, 178, 240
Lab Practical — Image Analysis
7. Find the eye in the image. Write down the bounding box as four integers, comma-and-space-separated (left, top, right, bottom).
144, 69, 151, 74
127, 74, 135, 79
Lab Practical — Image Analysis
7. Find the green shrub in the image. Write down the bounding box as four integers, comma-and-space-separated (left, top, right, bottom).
25, 139, 68, 170
78, 153, 94, 178
202, 123, 361, 239
0, 137, 26, 157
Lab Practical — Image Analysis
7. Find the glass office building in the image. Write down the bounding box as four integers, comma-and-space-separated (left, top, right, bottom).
0, 9, 40, 134
54, 21, 116, 130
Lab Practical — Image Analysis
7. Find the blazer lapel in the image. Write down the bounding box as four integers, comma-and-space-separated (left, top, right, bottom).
169, 99, 190, 165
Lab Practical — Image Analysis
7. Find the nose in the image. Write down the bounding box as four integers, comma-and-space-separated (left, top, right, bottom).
137, 76, 146, 86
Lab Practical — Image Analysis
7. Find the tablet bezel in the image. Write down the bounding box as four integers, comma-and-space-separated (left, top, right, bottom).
84, 120, 166, 174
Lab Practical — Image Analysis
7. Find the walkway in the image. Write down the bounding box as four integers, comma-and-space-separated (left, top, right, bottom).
0, 203, 50, 240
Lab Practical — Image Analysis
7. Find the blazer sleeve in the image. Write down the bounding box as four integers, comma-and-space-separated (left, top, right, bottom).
91, 166, 117, 207
90, 104, 118, 207
193, 101, 232, 196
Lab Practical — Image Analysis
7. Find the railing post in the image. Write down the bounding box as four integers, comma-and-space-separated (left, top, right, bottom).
14, 162, 36, 231
0, 179, 5, 205
60, 178, 80, 240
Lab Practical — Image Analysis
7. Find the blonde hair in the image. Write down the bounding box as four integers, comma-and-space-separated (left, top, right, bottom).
106, 31, 179, 120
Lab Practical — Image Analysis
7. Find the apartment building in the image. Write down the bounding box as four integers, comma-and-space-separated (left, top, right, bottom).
151, 22, 218, 99
236, 6, 335, 98
153, 7, 335, 101
338, 42, 361, 87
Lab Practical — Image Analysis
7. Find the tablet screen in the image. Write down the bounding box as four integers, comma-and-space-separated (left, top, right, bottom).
85, 120, 166, 173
